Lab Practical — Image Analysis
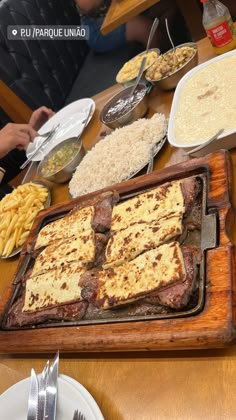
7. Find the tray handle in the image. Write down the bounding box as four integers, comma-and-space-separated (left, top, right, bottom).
201, 213, 217, 252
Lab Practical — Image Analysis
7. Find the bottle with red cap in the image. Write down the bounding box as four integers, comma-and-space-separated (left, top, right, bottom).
200, 0, 236, 54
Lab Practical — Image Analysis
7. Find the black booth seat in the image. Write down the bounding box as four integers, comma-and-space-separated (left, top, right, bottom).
0, 0, 140, 188
0, 0, 137, 115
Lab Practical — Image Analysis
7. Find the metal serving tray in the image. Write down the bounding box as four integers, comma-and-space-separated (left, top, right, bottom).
0, 173, 217, 331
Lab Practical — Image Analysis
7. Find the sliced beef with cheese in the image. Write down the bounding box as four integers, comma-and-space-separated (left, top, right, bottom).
31, 231, 97, 277
84, 300, 168, 320
104, 216, 183, 268
23, 262, 86, 312
80, 241, 186, 309
144, 246, 198, 309
7, 295, 87, 327
34, 206, 94, 250
181, 178, 201, 215
111, 181, 185, 232
69, 190, 119, 232
93, 233, 109, 267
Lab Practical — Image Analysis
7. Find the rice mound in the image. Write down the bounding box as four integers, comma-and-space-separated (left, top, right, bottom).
69, 113, 167, 198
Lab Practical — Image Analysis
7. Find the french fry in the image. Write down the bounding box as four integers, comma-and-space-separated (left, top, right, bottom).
18, 230, 30, 247
0, 238, 4, 255
16, 225, 24, 247
5, 228, 18, 257
0, 182, 49, 257
4, 213, 18, 243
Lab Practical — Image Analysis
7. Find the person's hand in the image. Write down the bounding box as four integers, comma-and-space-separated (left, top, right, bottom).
28, 106, 55, 131
0, 123, 38, 158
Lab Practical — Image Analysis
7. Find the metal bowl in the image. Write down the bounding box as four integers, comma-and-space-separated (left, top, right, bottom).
37, 137, 85, 183
99, 82, 149, 130
145, 42, 198, 90
116, 48, 160, 86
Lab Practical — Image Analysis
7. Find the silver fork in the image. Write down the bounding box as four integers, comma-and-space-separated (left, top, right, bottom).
20, 123, 60, 169
73, 409, 86, 420
39, 129, 55, 137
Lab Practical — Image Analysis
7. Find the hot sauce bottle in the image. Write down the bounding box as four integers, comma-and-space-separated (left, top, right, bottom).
201, 0, 236, 54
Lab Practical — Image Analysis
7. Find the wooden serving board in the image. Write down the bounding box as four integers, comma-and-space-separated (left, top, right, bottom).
0, 150, 235, 353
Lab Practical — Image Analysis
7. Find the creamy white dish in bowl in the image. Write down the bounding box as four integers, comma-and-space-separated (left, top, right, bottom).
168, 50, 236, 156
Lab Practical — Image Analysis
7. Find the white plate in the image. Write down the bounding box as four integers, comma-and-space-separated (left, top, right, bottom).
27, 98, 95, 161
0, 374, 104, 420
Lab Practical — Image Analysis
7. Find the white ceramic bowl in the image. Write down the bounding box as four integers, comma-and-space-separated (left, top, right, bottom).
168, 49, 236, 157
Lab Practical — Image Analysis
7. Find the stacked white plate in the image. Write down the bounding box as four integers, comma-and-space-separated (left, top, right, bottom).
0, 374, 104, 419
26, 98, 95, 162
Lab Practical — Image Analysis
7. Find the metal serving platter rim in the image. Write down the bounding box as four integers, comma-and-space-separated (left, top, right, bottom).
1, 173, 217, 330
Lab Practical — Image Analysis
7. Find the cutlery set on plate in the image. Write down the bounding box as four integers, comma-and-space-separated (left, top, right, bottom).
20, 124, 61, 170
27, 352, 85, 420
27, 351, 59, 420
21, 104, 93, 170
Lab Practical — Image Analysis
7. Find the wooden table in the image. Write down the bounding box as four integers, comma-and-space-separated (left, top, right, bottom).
1, 36, 236, 419
101, 0, 160, 35
101, 0, 205, 41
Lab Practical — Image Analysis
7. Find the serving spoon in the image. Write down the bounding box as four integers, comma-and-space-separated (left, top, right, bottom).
183, 128, 224, 156
129, 56, 147, 98
146, 17, 159, 53
129, 17, 159, 98
165, 17, 176, 53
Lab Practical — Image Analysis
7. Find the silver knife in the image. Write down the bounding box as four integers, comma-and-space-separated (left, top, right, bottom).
44, 351, 59, 420
37, 360, 49, 420
27, 368, 39, 420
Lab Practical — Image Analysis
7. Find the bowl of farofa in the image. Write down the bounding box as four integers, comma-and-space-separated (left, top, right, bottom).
37, 137, 85, 183
145, 42, 198, 90
116, 48, 160, 86
100, 82, 148, 129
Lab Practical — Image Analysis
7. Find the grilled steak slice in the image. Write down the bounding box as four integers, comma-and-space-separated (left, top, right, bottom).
80, 242, 186, 309
32, 191, 118, 253
104, 216, 183, 268
181, 178, 201, 215
70, 190, 119, 232
79, 269, 99, 302
34, 206, 95, 251
144, 246, 198, 309
111, 182, 185, 232
93, 192, 119, 232
6, 295, 87, 328
93, 233, 108, 267
84, 301, 169, 320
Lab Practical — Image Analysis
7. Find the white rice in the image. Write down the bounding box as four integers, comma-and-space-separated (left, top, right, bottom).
69, 113, 167, 198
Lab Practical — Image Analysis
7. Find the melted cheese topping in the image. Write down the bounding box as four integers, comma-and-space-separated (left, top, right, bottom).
35, 206, 94, 249
23, 262, 85, 312
111, 182, 185, 232
31, 231, 96, 277
96, 241, 186, 309
104, 216, 182, 268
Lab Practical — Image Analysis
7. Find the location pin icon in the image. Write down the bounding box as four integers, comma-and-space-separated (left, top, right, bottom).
12, 29, 17, 36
